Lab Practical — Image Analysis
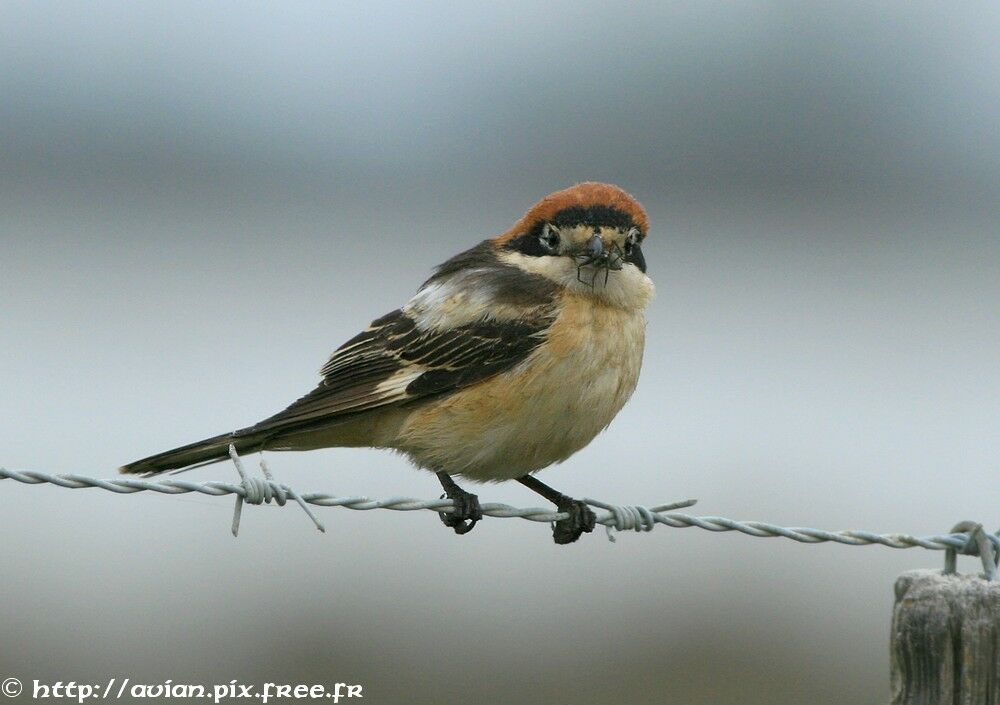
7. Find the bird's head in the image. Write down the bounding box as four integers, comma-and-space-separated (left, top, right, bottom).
494, 183, 653, 310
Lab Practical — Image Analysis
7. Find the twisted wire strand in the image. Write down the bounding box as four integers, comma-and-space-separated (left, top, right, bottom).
1, 466, 996, 555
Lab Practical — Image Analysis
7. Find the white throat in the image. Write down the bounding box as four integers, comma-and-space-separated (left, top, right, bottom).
497, 250, 654, 311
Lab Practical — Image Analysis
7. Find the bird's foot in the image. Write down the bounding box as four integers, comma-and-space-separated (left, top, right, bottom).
553, 497, 596, 545
437, 472, 482, 535
516, 475, 596, 545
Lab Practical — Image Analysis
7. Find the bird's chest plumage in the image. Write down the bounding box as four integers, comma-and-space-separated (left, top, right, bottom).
396, 294, 646, 481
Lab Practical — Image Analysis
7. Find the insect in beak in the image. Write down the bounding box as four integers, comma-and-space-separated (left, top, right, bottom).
573, 235, 624, 287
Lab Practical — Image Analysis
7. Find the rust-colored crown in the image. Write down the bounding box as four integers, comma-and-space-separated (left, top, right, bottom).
497, 182, 649, 243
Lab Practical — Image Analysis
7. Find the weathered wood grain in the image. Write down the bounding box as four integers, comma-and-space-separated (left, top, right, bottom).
891, 569, 1000, 705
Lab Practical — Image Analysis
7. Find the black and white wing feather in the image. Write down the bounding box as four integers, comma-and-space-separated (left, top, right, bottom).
246, 245, 560, 437
246, 307, 554, 436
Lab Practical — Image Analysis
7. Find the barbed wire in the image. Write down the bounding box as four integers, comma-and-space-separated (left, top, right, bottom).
2, 465, 998, 572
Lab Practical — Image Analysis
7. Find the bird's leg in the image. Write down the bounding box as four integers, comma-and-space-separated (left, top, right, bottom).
517, 475, 596, 544
436, 471, 482, 535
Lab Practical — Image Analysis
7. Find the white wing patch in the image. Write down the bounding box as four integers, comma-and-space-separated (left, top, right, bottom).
373, 367, 426, 398
404, 267, 552, 331
405, 269, 497, 331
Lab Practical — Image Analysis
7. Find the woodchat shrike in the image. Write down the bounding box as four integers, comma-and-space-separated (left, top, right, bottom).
122, 182, 653, 544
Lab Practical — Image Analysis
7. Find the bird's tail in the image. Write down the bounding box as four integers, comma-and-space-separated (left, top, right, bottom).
119, 429, 270, 475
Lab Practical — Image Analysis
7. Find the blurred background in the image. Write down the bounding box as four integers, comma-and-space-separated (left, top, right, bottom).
1, 2, 998, 703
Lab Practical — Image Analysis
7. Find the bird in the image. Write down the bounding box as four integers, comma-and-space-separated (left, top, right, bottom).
121, 182, 654, 544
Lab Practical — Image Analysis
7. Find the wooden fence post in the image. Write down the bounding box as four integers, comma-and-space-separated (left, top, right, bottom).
890, 568, 1000, 704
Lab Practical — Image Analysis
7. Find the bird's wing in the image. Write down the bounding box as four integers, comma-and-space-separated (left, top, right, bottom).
245, 306, 556, 436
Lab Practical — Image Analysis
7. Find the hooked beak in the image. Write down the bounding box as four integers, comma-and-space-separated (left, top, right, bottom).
582, 234, 623, 271
586, 233, 604, 259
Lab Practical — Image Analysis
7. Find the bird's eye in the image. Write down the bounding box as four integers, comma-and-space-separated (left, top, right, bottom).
623, 227, 640, 255
539, 223, 561, 253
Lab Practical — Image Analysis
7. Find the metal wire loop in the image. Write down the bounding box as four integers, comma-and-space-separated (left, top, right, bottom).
585, 499, 658, 542
943, 521, 1000, 581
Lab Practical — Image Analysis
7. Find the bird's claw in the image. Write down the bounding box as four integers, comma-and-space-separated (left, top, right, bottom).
553, 498, 596, 544
438, 486, 482, 535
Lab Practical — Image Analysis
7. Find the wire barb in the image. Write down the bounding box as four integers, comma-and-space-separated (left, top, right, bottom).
1, 466, 997, 566
227, 446, 325, 537
585, 498, 677, 542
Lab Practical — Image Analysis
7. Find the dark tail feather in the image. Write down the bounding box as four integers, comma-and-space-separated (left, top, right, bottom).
119, 429, 270, 475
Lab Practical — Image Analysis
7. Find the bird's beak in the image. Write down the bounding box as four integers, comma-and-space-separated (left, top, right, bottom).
582, 234, 623, 271
586, 234, 604, 259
